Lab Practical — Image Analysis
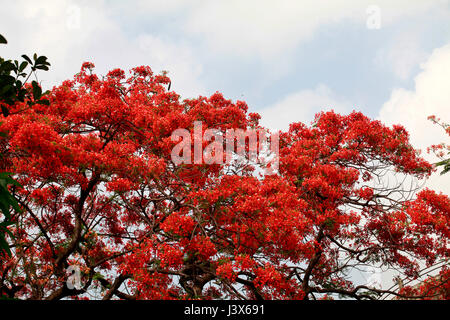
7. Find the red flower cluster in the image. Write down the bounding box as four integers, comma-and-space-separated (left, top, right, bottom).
0, 63, 448, 300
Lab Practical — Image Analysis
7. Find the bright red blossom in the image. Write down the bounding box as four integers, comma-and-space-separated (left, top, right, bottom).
0, 63, 448, 300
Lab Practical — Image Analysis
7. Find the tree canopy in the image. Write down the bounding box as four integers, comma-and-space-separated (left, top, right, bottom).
0, 59, 448, 300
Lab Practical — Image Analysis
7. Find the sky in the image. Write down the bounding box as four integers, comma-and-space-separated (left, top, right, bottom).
1, 0, 449, 197
1, 0, 449, 295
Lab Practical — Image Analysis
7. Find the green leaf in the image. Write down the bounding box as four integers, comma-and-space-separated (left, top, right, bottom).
32, 81, 42, 100
19, 61, 28, 72
0, 220, 15, 228
92, 273, 105, 281
435, 159, 449, 166
34, 56, 48, 65
0, 173, 22, 187
21, 55, 32, 64
35, 65, 49, 71
1, 105, 9, 117
0, 34, 7, 44
0, 60, 16, 73
0, 74, 16, 86
440, 164, 450, 175
36, 99, 50, 106
0, 84, 13, 95
0, 235, 11, 256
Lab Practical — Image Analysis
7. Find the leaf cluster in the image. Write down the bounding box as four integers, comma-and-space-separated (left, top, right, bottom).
0, 33, 51, 117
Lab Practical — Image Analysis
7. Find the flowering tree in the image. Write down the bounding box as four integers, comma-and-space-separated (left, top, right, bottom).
0, 63, 448, 300
428, 115, 450, 175
0, 33, 50, 257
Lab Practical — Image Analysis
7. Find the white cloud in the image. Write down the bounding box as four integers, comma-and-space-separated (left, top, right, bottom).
257, 84, 351, 131
135, 0, 200, 14
0, 0, 206, 99
184, 0, 447, 60
378, 43, 450, 195
374, 33, 428, 80
2, 0, 448, 98
136, 35, 206, 98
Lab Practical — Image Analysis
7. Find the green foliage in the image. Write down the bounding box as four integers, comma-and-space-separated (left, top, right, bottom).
436, 158, 450, 175
0, 172, 21, 256
428, 117, 450, 175
0, 33, 50, 257
0, 34, 51, 117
